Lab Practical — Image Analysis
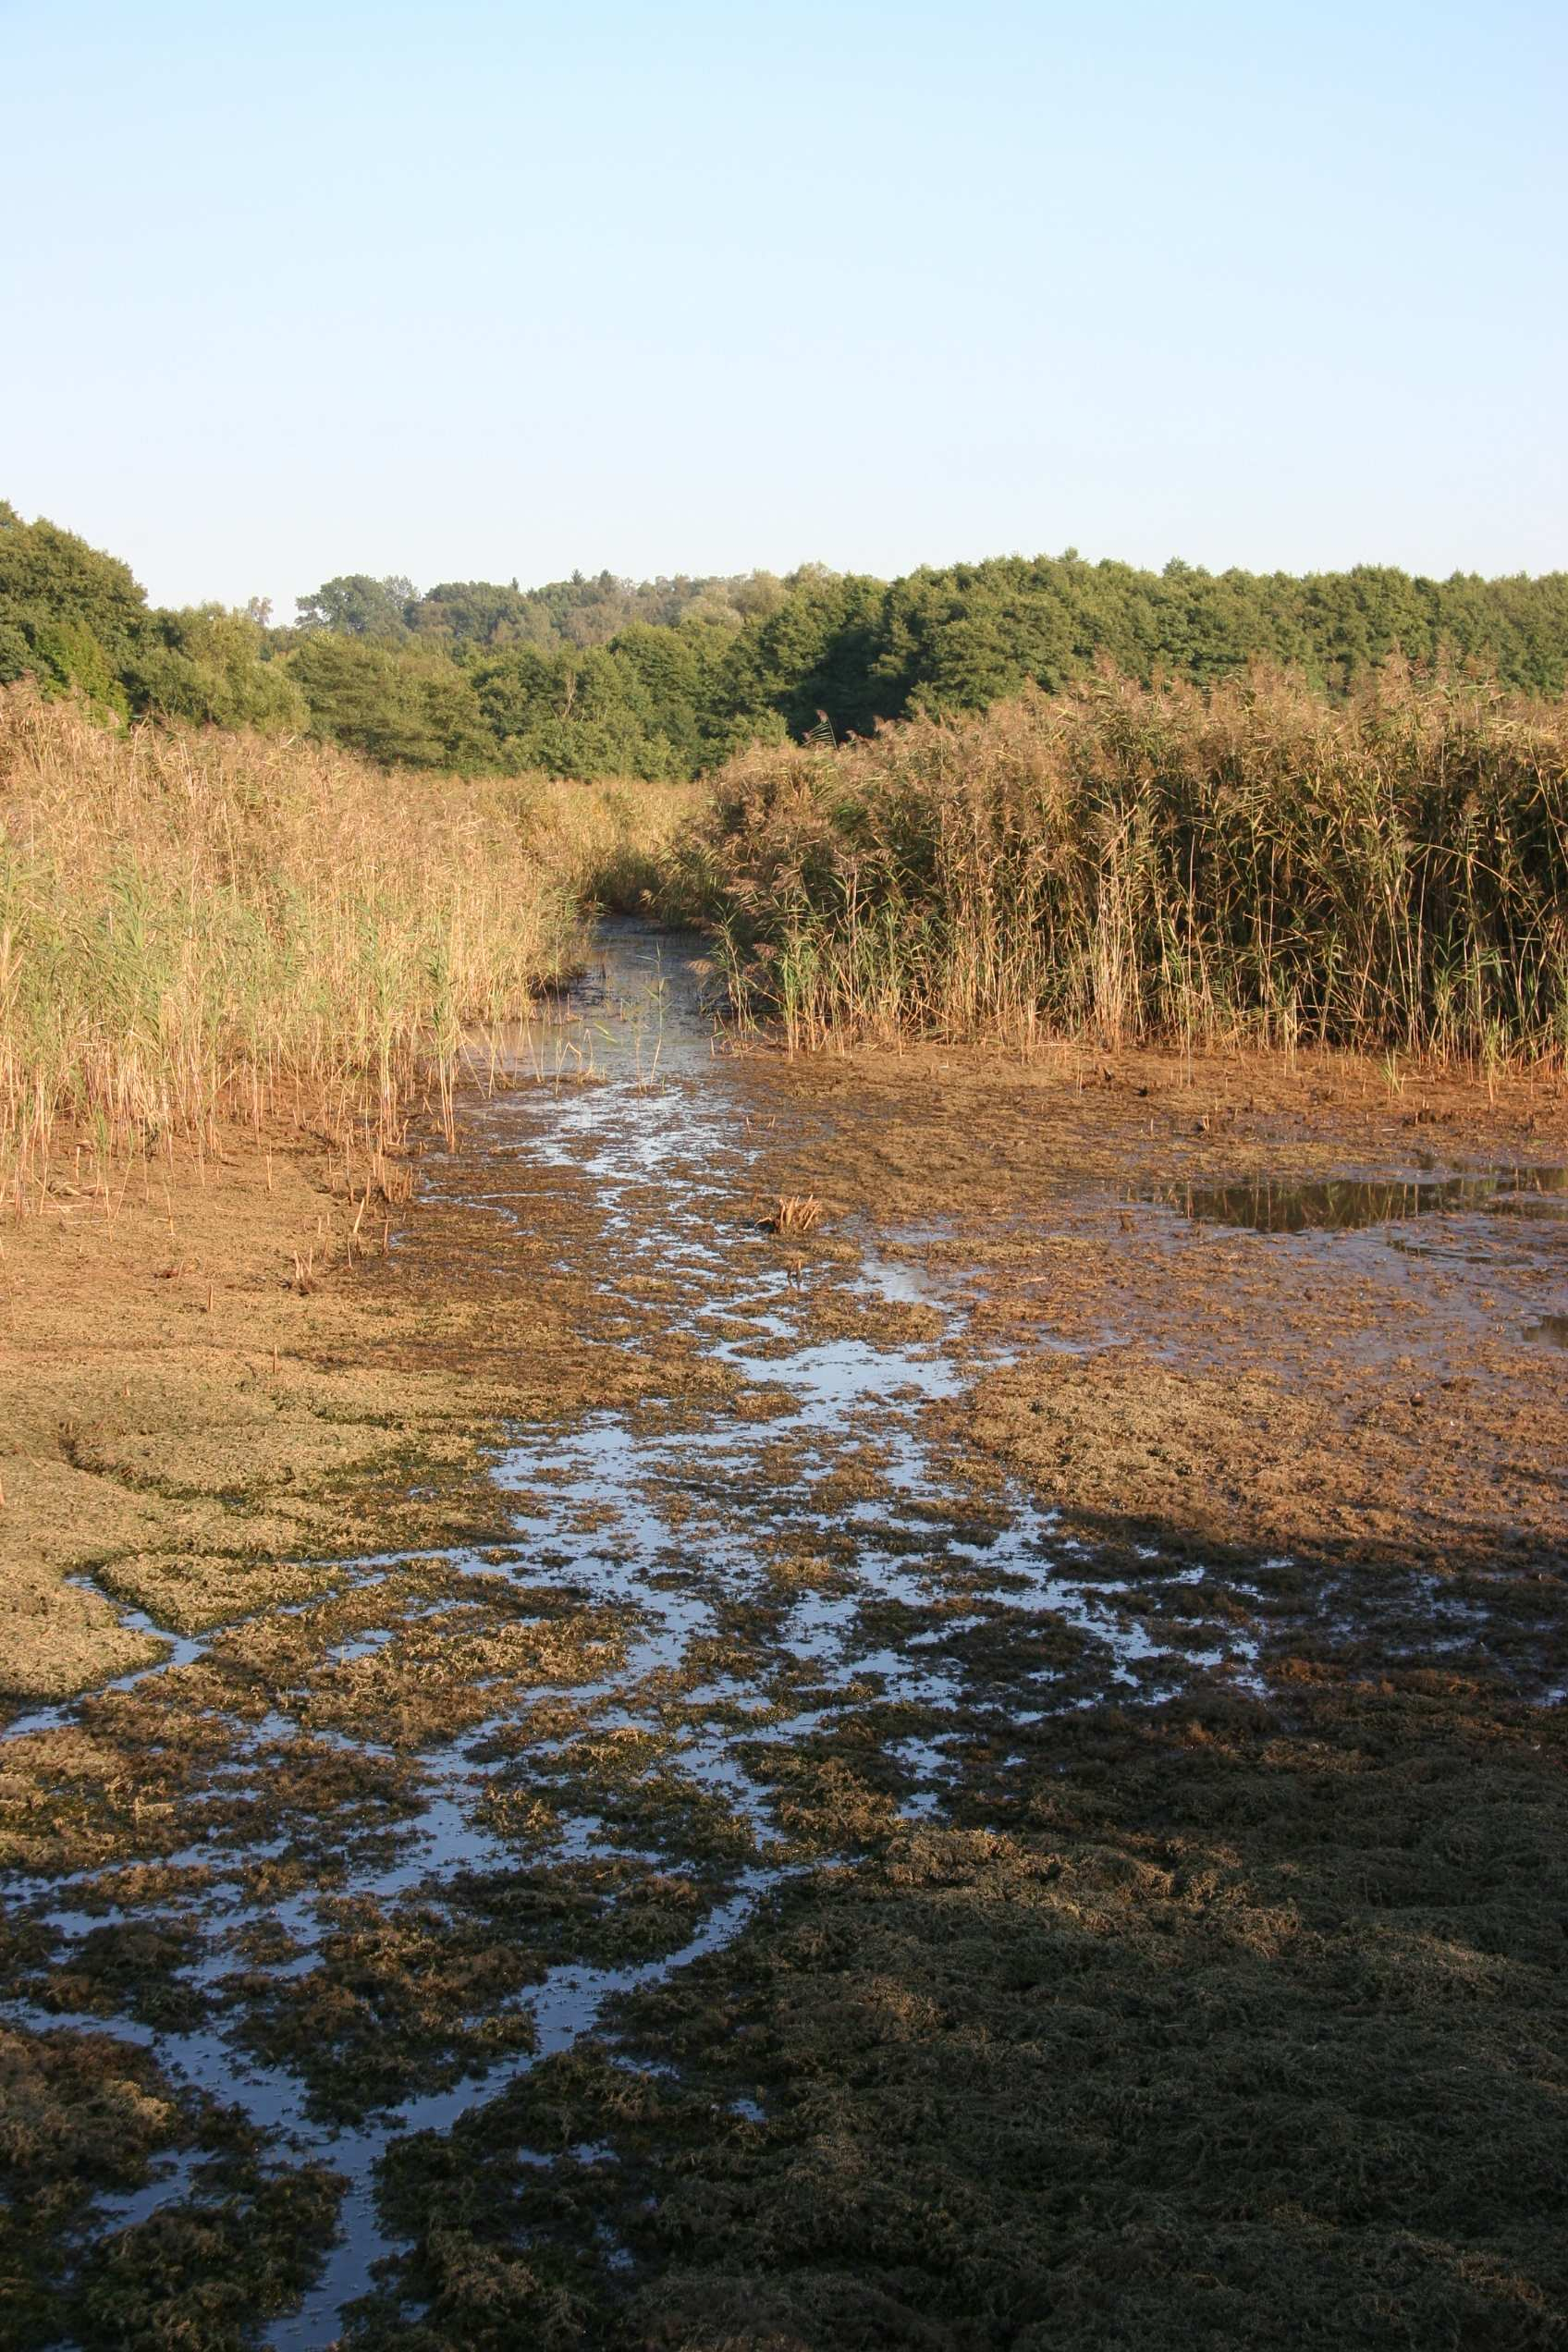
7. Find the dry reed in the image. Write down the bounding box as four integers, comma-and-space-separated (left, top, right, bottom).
766, 1194, 823, 1234
702, 665, 1568, 1063
0, 690, 685, 1202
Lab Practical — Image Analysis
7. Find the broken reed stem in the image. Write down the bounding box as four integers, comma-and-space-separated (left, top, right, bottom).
768, 1193, 823, 1234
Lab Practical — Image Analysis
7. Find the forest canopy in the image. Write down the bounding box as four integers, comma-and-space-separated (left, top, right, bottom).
6, 498, 1568, 778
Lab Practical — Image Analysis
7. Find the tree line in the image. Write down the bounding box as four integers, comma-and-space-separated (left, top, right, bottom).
6, 498, 1568, 778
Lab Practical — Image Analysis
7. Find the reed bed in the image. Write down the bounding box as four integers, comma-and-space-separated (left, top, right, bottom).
519, 772, 707, 921
0, 690, 680, 1203
702, 666, 1568, 1063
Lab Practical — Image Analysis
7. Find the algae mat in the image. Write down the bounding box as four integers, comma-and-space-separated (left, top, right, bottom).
2, 923, 1565, 2350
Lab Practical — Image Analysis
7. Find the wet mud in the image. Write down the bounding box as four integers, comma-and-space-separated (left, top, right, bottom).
3, 924, 1566, 2350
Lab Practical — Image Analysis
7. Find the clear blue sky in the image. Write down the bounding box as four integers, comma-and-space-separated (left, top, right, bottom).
4, 0, 1563, 614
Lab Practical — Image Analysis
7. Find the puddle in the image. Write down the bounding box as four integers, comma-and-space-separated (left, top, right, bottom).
1143, 1165, 1568, 1234
1525, 1313, 1568, 1348
0, 920, 1511, 2347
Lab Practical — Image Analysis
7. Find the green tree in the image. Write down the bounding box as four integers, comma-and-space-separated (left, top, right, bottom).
0, 501, 148, 709
288, 635, 490, 767
126, 606, 307, 731
295, 574, 416, 639
409, 580, 539, 649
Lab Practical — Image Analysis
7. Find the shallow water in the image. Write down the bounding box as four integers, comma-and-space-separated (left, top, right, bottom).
0, 923, 1450, 2346
1145, 1164, 1568, 1234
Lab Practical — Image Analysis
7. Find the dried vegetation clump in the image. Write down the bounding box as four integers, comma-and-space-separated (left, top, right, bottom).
763, 1193, 823, 1235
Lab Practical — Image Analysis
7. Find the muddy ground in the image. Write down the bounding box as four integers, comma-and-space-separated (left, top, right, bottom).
2, 929, 1564, 2350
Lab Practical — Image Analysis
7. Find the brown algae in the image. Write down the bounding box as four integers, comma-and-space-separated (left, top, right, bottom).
3, 924, 1565, 2350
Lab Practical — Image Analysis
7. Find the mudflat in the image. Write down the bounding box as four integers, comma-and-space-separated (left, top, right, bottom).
766, 1039, 1568, 1592
3, 927, 1564, 2351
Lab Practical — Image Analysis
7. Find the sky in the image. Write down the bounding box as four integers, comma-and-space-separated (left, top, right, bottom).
3, 0, 1564, 615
